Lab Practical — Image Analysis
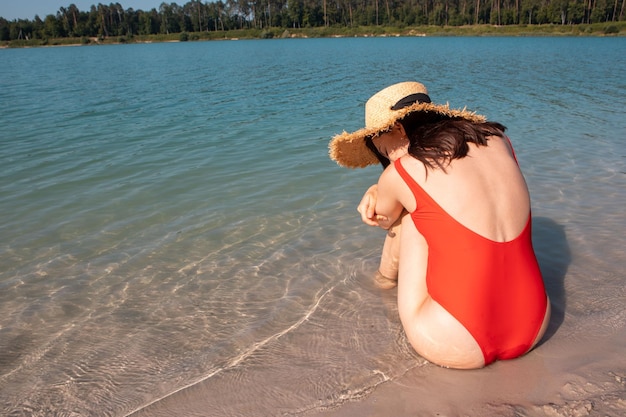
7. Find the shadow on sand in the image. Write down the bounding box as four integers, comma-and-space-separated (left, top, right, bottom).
532, 216, 570, 343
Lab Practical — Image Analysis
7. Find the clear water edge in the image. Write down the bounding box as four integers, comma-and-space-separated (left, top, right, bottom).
1, 37, 625, 416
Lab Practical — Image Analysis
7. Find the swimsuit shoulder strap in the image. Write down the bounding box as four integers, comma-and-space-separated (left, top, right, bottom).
394, 153, 532, 244
504, 135, 519, 165
393, 158, 439, 210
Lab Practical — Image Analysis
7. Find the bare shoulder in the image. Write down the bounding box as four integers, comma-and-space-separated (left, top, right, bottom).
379, 157, 420, 212
395, 155, 428, 185
486, 134, 517, 158
378, 160, 401, 187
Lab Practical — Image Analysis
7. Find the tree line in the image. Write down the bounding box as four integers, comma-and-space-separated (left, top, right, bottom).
1, 0, 624, 41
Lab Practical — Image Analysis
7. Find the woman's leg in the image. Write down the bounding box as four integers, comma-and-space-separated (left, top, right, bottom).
375, 213, 404, 289
396, 214, 485, 369
396, 213, 429, 317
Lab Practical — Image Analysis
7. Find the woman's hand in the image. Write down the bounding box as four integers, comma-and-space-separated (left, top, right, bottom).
357, 184, 380, 226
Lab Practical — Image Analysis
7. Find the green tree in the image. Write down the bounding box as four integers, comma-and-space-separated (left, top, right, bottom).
1, 0, 624, 42
42, 14, 63, 38
287, 0, 305, 27
0, 18, 10, 40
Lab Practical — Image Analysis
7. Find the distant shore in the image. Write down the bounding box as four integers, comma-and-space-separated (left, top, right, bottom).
2, 23, 624, 49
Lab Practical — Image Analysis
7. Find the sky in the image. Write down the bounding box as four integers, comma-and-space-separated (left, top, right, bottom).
0, 1, 167, 21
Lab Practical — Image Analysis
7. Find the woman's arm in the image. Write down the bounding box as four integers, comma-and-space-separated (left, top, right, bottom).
374, 165, 405, 230
357, 184, 379, 227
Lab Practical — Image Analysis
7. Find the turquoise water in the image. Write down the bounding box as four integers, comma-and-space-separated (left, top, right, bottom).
1, 37, 625, 416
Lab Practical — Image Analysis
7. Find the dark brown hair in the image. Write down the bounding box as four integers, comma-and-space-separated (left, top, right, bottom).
401, 113, 506, 172
365, 136, 390, 169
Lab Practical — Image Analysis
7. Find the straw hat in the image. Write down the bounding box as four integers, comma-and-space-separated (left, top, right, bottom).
329, 81, 487, 168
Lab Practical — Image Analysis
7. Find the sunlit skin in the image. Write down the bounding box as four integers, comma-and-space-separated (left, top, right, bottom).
356, 124, 550, 369
357, 123, 408, 287
358, 123, 409, 227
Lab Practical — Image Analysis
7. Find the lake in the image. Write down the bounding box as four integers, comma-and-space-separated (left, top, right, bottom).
1, 36, 625, 416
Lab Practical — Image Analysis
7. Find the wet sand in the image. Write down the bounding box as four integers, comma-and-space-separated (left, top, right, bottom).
124, 217, 626, 417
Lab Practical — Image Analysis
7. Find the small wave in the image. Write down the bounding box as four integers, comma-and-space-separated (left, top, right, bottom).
123, 284, 339, 416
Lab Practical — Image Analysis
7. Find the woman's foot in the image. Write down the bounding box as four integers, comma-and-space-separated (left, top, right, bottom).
374, 270, 398, 289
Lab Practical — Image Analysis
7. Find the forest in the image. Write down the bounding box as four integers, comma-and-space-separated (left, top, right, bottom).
1, 0, 624, 42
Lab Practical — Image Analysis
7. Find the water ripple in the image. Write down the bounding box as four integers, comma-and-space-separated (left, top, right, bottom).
1, 37, 625, 416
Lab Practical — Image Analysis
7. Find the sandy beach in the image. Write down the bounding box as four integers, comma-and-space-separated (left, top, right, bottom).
1, 37, 625, 416
119, 215, 626, 417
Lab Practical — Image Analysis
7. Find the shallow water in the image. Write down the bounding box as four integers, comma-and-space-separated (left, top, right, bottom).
1, 37, 625, 416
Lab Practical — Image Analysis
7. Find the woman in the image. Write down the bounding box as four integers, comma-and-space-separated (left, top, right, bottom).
329, 82, 550, 369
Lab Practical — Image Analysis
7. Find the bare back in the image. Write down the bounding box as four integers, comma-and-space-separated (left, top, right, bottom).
396, 135, 530, 243
383, 135, 549, 369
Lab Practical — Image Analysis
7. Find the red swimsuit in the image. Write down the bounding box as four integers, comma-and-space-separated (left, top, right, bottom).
394, 159, 547, 365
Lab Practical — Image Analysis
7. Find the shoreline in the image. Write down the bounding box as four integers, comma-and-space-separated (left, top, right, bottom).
1, 35, 624, 416
2, 23, 624, 49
